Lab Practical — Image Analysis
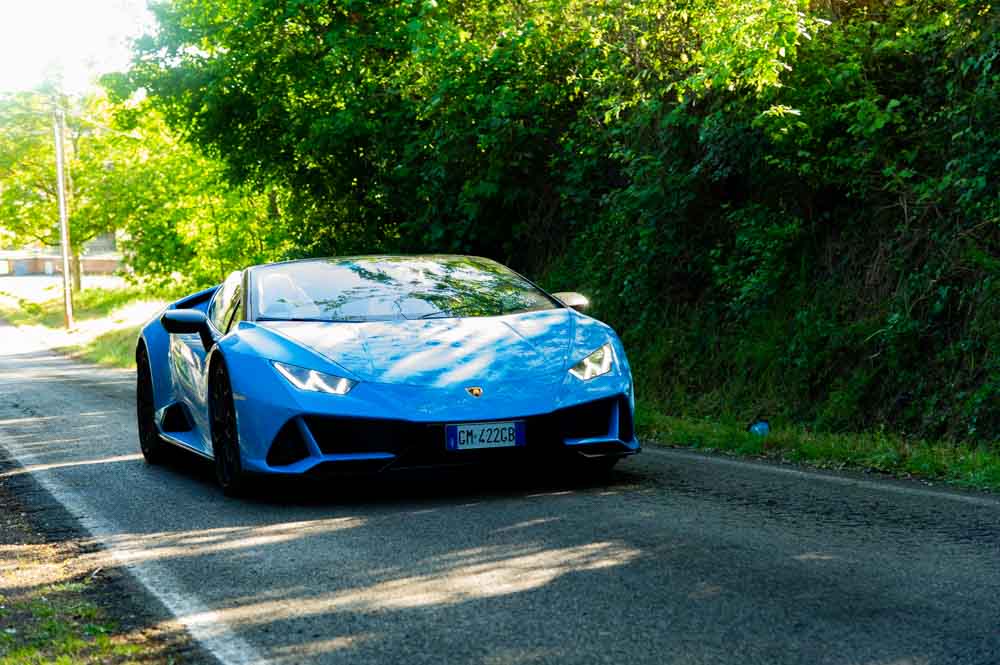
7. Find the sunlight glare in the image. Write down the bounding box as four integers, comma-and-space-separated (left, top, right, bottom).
0, 0, 153, 94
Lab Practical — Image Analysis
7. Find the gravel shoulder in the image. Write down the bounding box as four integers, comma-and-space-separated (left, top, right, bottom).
0, 452, 212, 664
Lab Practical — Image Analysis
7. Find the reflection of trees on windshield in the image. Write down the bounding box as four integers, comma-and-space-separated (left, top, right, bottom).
398, 257, 508, 318
257, 256, 559, 322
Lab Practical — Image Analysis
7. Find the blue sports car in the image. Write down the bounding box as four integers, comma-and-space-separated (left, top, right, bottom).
135, 255, 638, 495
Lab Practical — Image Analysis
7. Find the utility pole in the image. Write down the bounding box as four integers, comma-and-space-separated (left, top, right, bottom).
52, 107, 74, 328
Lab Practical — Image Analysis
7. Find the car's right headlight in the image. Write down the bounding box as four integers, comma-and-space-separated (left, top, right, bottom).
568, 344, 614, 381
272, 361, 356, 395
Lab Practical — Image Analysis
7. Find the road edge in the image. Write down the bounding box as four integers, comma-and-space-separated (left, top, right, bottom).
645, 445, 1000, 507
0, 343, 266, 665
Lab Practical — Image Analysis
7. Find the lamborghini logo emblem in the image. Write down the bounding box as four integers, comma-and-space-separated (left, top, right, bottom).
466, 386, 483, 398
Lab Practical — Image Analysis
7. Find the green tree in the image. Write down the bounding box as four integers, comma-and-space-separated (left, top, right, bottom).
1, 87, 291, 289
0, 90, 109, 289
94, 96, 291, 285
124, 0, 809, 268
121, 0, 999, 441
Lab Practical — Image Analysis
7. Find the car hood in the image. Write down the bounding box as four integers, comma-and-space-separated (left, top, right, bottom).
259, 309, 588, 388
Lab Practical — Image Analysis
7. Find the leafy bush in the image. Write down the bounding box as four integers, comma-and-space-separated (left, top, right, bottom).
121, 0, 1000, 443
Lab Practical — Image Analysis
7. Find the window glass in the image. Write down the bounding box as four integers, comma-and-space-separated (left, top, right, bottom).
208, 271, 242, 330
253, 257, 559, 322
222, 292, 242, 333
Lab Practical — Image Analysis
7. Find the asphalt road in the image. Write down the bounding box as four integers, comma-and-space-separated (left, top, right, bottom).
0, 320, 998, 665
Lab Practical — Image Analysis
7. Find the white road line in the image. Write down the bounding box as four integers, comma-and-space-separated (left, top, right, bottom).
644, 446, 1000, 508
0, 447, 268, 665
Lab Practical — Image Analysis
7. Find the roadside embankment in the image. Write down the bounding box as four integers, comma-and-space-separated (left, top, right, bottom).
0, 276, 171, 369
638, 407, 1000, 493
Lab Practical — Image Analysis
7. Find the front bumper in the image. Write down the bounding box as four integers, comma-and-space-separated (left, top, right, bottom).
243, 394, 639, 475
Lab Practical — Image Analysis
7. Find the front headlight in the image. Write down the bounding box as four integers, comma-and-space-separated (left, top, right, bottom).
568, 344, 614, 381
272, 361, 357, 395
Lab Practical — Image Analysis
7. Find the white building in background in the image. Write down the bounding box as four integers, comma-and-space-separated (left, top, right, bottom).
0, 232, 121, 276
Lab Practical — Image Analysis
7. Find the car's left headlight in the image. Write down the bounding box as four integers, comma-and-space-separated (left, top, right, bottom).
272, 361, 357, 395
568, 344, 614, 381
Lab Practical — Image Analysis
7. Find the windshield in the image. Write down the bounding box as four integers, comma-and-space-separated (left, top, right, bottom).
251, 256, 561, 322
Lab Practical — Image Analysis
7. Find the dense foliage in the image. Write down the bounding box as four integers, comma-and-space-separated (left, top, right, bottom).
110, 0, 1000, 442
100, 104, 293, 285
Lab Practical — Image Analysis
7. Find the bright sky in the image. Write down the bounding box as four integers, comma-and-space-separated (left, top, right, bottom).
0, 0, 154, 94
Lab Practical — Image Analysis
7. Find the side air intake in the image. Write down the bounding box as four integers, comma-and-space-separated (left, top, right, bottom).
160, 403, 193, 432
558, 397, 617, 440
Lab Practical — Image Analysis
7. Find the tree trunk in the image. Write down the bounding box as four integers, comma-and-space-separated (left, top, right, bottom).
268, 189, 280, 222
71, 249, 82, 292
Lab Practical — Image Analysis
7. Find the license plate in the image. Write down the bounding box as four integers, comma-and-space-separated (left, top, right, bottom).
445, 421, 526, 451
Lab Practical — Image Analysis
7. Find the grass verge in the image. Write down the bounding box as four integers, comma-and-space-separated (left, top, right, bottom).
0, 281, 177, 369
636, 403, 1000, 493
0, 581, 147, 665
0, 461, 205, 664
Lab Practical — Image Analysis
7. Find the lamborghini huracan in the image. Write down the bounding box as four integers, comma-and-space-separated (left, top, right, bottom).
135, 255, 638, 495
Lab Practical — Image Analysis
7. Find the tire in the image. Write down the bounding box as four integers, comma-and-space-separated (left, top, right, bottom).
136, 345, 169, 465
209, 358, 250, 497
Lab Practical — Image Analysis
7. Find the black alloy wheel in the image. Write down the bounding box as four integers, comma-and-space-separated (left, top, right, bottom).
136, 345, 168, 464
210, 358, 249, 496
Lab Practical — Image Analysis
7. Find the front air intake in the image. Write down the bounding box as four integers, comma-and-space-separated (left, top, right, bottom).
558, 397, 617, 440
617, 396, 634, 441
266, 420, 310, 467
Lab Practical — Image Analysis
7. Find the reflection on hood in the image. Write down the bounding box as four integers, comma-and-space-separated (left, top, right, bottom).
261, 309, 581, 387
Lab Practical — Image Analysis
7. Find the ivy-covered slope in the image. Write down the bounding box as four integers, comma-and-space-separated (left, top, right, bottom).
557, 1, 1000, 442
121, 0, 1000, 443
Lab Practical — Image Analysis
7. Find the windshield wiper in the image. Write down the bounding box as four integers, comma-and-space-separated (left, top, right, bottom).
256, 317, 330, 322
419, 303, 501, 319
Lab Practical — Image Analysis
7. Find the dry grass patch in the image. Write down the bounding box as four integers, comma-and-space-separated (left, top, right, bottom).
0, 467, 205, 664
0, 277, 176, 369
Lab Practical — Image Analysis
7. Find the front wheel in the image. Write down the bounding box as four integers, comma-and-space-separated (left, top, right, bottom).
210, 358, 250, 497
136, 346, 169, 464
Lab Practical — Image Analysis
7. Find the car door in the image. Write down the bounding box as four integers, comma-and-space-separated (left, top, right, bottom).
169, 271, 242, 455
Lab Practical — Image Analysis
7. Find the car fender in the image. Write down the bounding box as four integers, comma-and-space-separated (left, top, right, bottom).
138, 286, 218, 413
209, 322, 361, 462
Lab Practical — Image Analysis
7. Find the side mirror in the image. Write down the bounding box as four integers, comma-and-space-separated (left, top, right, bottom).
161, 309, 217, 350
552, 291, 590, 312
